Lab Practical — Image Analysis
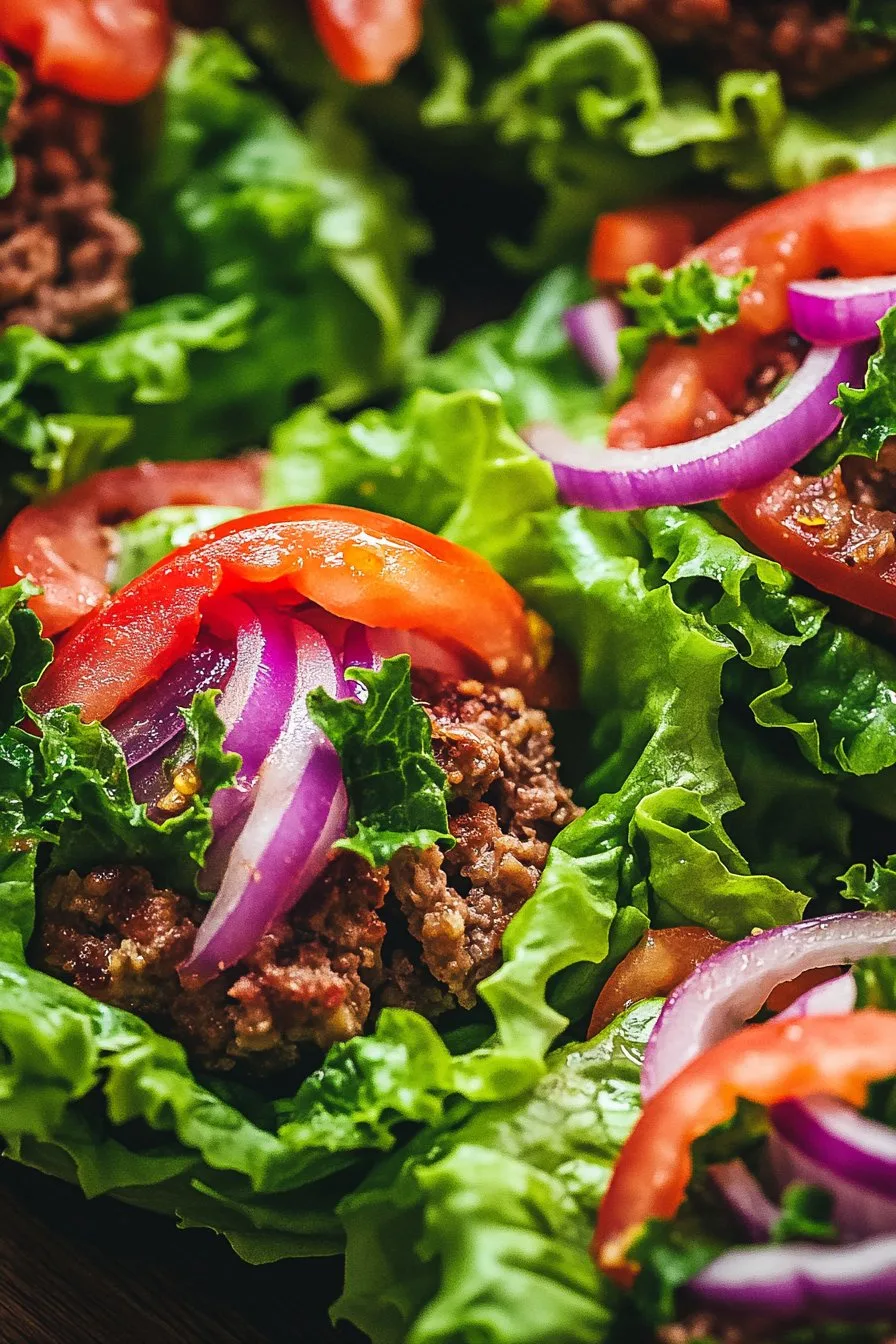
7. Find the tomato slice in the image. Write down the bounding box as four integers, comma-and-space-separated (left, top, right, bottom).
589, 200, 744, 286
722, 464, 896, 621
594, 1011, 896, 1284
0, 457, 266, 639
308, 0, 422, 84
0, 1, 171, 103
30, 505, 537, 722
689, 167, 896, 335
587, 928, 728, 1038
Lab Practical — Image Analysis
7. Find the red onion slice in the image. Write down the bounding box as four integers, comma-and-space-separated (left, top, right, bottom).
563, 298, 625, 382
768, 1126, 896, 1241
789, 276, 896, 347
523, 342, 869, 512
106, 634, 235, 769
641, 912, 896, 1101
772, 1096, 896, 1203
206, 599, 298, 837
180, 619, 347, 987
709, 1161, 779, 1242
690, 1233, 896, 1319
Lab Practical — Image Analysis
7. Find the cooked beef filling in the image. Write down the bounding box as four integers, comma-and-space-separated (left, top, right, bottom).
35, 674, 580, 1073
548, 0, 895, 100
0, 54, 140, 339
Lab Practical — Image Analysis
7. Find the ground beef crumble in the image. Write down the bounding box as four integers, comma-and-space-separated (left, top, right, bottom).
0, 54, 139, 339
34, 674, 580, 1073
547, 0, 896, 100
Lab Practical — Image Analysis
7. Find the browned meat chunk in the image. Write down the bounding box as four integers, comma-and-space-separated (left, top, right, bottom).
548, 0, 895, 100
34, 674, 580, 1072
0, 55, 140, 339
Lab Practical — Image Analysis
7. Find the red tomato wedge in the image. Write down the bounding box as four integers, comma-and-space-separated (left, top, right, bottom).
31, 505, 537, 722
722, 465, 896, 622
588, 928, 728, 1038
589, 200, 743, 285
0, 0, 171, 103
0, 457, 266, 639
308, 0, 422, 84
593, 1012, 896, 1284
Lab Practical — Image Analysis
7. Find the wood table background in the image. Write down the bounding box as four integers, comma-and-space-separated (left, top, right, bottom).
0, 1159, 363, 1343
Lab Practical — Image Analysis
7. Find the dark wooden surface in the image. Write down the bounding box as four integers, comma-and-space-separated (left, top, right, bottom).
0, 1159, 362, 1344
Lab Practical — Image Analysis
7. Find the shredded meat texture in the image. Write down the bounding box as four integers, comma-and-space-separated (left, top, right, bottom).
547, 0, 895, 99
733, 333, 806, 420
0, 56, 140, 339
34, 674, 579, 1072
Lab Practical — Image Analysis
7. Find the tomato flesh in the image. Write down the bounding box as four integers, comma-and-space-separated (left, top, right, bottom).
0, 457, 266, 639
30, 505, 537, 722
589, 200, 743, 285
722, 463, 896, 621
588, 928, 728, 1038
309, 0, 422, 84
0, 0, 170, 103
593, 1011, 896, 1284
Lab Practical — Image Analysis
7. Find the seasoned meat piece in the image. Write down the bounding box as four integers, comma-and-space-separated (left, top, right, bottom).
38, 856, 390, 1073
384, 675, 581, 1006
548, 0, 895, 100
34, 674, 580, 1071
0, 55, 140, 339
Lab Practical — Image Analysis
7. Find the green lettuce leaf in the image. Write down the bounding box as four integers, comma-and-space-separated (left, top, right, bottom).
308, 656, 454, 867
410, 266, 607, 437
126, 30, 432, 442
853, 954, 896, 1007
336, 999, 660, 1344
840, 855, 896, 910
620, 262, 754, 340
36, 692, 240, 895
834, 304, 896, 461
0, 63, 17, 199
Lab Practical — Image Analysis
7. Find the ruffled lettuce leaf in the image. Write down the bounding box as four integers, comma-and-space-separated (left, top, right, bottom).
1, 299, 253, 509
410, 266, 607, 437
35, 692, 239, 894
308, 655, 454, 866
125, 30, 432, 447
620, 262, 754, 340
833, 304, 896, 461
336, 998, 660, 1344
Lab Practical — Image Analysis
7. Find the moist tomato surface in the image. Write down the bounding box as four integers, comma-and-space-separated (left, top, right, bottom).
0, 0, 171, 102
31, 505, 538, 723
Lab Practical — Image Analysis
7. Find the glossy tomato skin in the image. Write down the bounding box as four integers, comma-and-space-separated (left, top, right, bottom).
722, 466, 896, 621
0, 0, 170, 103
0, 457, 266, 639
308, 0, 422, 83
589, 200, 742, 285
31, 505, 537, 722
593, 1012, 896, 1284
587, 928, 728, 1038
